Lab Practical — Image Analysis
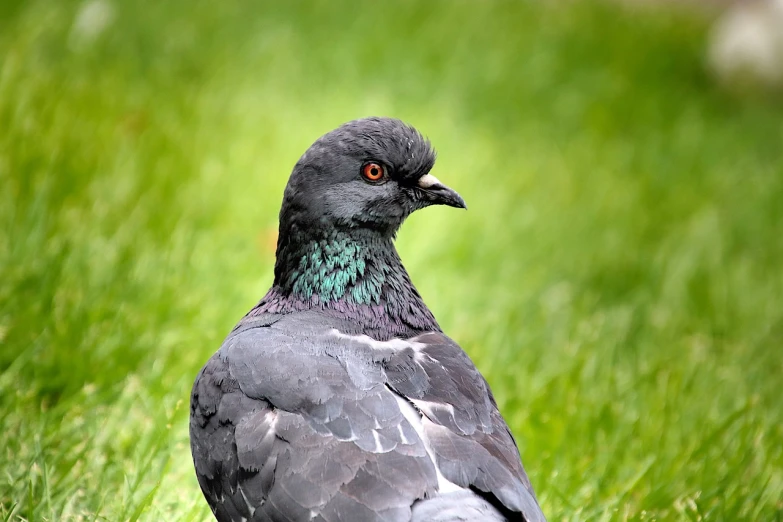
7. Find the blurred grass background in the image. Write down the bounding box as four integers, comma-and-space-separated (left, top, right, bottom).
1, 0, 782, 520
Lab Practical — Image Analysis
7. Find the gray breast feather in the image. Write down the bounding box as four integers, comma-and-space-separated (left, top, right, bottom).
190, 314, 546, 521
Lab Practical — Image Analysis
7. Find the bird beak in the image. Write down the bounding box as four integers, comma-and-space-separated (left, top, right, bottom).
417, 174, 467, 209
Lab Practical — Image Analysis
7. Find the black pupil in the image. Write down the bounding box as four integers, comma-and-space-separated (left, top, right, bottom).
370, 167, 379, 176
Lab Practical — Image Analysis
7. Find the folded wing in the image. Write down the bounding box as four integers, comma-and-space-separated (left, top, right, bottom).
190, 314, 545, 522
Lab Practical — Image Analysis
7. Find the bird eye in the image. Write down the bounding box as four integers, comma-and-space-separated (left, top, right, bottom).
361, 162, 386, 183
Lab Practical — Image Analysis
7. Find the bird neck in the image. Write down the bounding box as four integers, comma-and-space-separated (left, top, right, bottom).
247, 226, 440, 339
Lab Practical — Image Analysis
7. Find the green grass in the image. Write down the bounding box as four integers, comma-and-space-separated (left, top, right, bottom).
1, 0, 782, 520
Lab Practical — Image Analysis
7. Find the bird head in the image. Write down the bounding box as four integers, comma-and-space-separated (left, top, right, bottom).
280, 117, 466, 238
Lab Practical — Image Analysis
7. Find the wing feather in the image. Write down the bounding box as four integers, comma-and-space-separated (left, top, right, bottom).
191, 316, 439, 522
190, 313, 546, 522
383, 332, 545, 522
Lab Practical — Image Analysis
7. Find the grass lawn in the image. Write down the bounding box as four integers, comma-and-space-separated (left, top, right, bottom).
1, 0, 782, 520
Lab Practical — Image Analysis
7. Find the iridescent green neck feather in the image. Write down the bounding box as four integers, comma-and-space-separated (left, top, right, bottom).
250, 227, 440, 339
286, 234, 376, 304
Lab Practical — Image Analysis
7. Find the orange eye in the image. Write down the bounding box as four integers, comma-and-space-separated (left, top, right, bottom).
361, 162, 385, 182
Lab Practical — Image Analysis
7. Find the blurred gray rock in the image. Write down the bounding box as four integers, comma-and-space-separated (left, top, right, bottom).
709, 0, 783, 89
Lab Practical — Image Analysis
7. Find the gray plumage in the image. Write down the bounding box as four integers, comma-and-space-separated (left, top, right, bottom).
190, 118, 546, 522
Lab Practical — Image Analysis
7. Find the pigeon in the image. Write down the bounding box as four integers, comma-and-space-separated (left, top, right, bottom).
190, 117, 546, 522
